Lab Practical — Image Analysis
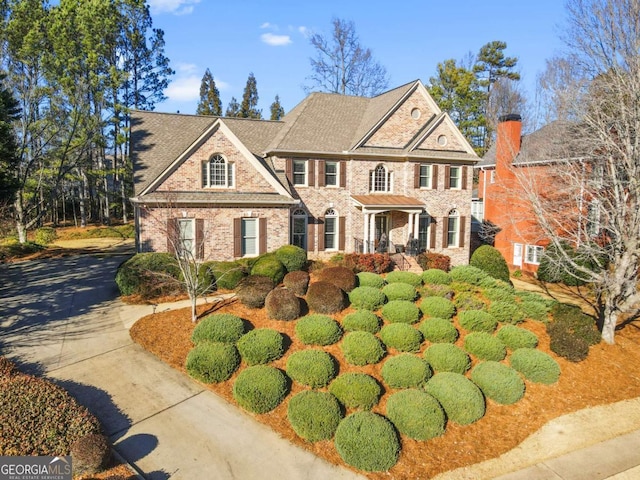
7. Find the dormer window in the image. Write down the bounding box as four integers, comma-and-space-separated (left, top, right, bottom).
202, 154, 234, 188
370, 164, 392, 192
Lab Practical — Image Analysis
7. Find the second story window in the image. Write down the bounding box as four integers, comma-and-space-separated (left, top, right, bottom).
370, 164, 392, 192
203, 154, 234, 188
419, 164, 432, 188
293, 160, 307, 186
448, 166, 461, 189
325, 161, 338, 186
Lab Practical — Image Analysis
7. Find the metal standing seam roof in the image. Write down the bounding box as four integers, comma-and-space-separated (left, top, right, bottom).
351, 194, 426, 208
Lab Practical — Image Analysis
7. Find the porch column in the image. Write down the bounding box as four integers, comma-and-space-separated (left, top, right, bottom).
414, 213, 420, 241
369, 213, 376, 252
362, 212, 369, 253
407, 213, 414, 240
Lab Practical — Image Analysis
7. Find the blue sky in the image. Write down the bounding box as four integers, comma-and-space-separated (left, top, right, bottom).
148, 0, 568, 117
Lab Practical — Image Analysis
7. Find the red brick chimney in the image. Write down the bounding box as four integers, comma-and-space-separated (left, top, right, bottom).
495, 114, 522, 177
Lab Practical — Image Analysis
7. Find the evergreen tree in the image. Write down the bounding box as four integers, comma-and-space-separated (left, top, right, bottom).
0, 72, 19, 207
225, 97, 240, 117
269, 94, 284, 120
239, 72, 261, 119
196, 68, 222, 116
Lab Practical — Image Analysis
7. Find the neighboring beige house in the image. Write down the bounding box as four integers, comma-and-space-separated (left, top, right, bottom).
130, 80, 479, 265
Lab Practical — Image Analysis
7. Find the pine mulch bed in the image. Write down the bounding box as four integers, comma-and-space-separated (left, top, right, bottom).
129, 296, 640, 480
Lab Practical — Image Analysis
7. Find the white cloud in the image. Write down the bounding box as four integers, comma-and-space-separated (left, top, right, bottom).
147, 0, 200, 15
298, 26, 310, 37
260, 22, 275, 29
165, 75, 200, 102
260, 33, 292, 46
176, 62, 198, 74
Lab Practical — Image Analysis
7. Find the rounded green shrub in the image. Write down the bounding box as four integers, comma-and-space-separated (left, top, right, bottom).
341, 331, 385, 366
233, 365, 288, 414
283, 270, 310, 296
520, 299, 550, 322
191, 314, 245, 344
424, 372, 485, 425
295, 314, 342, 345
382, 282, 417, 302
470, 361, 525, 405
236, 328, 285, 365
497, 325, 539, 350
422, 269, 452, 285
489, 301, 525, 324
357, 271, 386, 289
275, 244, 307, 272
449, 265, 490, 286
483, 286, 516, 303
418, 318, 459, 343
419, 284, 455, 298
423, 343, 470, 374
381, 300, 420, 324
381, 354, 431, 389
348, 286, 386, 311
236, 275, 275, 308
386, 389, 445, 440
318, 266, 357, 292
329, 373, 382, 410
265, 287, 301, 321
286, 350, 336, 388
454, 291, 487, 311
250, 254, 286, 284
287, 391, 342, 442
463, 332, 507, 361
458, 310, 498, 333
510, 348, 561, 384
35, 227, 57, 245
470, 245, 511, 283
115, 253, 181, 298
342, 310, 381, 333
334, 412, 400, 472
380, 323, 423, 353
419, 296, 455, 319
385, 271, 422, 286
208, 261, 247, 290
186, 342, 240, 383
307, 281, 348, 314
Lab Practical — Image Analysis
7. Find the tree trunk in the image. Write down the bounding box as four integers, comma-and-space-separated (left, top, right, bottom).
14, 194, 28, 244
601, 300, 617, 345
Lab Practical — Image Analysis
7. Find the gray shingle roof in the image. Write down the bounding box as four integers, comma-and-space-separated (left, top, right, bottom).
132, 191, 297, 205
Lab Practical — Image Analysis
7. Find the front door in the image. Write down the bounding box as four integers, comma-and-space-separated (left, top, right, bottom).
375, 215, 389, 251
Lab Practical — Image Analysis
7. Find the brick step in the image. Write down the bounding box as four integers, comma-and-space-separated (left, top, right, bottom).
390, 254, 423, 273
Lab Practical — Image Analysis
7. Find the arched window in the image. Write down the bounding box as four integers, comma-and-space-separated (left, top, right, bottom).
370, 164, 392, 192
202, 154, 234, 188
324, 208, 338, 250
447, 209, 460, 247
291, 208, 307, 249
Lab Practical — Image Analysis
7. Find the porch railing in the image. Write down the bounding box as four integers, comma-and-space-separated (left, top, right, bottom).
353, 238, 422, 256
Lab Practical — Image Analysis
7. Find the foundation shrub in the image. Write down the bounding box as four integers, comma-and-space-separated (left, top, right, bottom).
423, 343, 470, 374
287, 391, 342, 442
422, 269, 452, 285
449, 265, 490, 286
70, 433, 111, 477
34, 226, 57, 245
318, 266, 357, 292
416, 252, 451, 272
382, 283, 417, 302
454, 291, 487, 311
307, 281, 348, 314
342, 310, 381, 333
208, 261, 247, 290
329, 373, 382, 410
470, 245, 511, 283
250, 255, 286, 285
275, 244, 307, 272
236, 328, 285, 365
419, 296, 455, 319
341, 331, 385, 366
385, 271, 422, 286
233, 365, 289, 414
381, 300, 420, 324
497, 325, 539, 350
342, 253, 393, 274
419, 284, 455, 299
115, 253, 181, 298
424, 372, 486, 425
489, 301, 525, 324
470, 361, 526, 405
381, 354, 431, 389
356, 271, 386, 288
380, 324, 423, 353
510, 348, 561, 384
348, 286, 386, 311
295, 314, 342, 346
458, 310, 498, 333
265, 287, 301, 321
286, 350, 337, 388
334, 412, 400, 472
463, 332, 507, 361
386, 389, 445, 441
418, 318, 459, 343
186, 342, 241, 383
191, 314, 245, 344
283, 270, 310, 296
236, 275, 275, 308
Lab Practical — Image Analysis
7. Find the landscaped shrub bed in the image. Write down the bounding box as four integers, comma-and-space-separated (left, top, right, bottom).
449, 265, 490, 286
287, 391, 342, 442
286, 350, 336, 388
341, 310, 381, 333
497, 325, 539, 350
283, 270, 310, 296
482, 286, 517, 303
381, 300, 420, 324
236, 328, 285, 365
380, 323, 423, 353
382, 282, 417, 301
423, 343, 471, 374
265, 287, 301, 321
334, 412, 400, 472
236, 275, 275, 308
458, 310, 498, 333
510, 348, 561, 384
470, 245, 510, 283
488, 301, 525, 324
329, 373, 382, 410
470, 361, 525, 405
419, 296, 455, 319
295, 314, 342, 346
233, 365, 288, 414
356, 271, 386, 288
547, 303, 601, 361
186, 342, 241, 383
307, 281, 348, 314
454, 291, 487, 311
275, 244, 307, 272
422, 269, 452, 285
191, 314, 245, 344
519, 298, 551, 322
386, 389, 445, 441
419, 284, 455, 298
424, 372, 485, 425
318, 266, 357, 292
418, 318, 459, 343
348, 286, 386, 310
250, 254, 286, 284
115, 253, 182, 298
416, 251, 451, 271
463, 332, 507, 361
208, 261, 247, 290
341, 331, 385, 365
385, 271, 422, 286
381, 354, 431, 389
342, 253, 393, 274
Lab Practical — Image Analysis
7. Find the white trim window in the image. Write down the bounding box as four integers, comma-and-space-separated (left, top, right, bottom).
177, 218, 195, 257
325, 161, 338, 187
370, 164, 392, 192
203, 154, 234, 188
241, 218, 258, 257
490, 170, 496, 184
449, 166, 462, 189
324, 208, 338, 250
418, 212, 431, 251
291, 209, 307, 249
419, 164, 432, 188
293, 160, 307, 186
447, 209, 460, 247
525, 245, 544, 265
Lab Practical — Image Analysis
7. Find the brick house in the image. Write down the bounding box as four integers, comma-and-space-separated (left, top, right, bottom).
130, 80, 479, 265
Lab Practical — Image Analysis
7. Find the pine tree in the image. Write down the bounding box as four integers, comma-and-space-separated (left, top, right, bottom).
0, 72, 20, 207
269, 94, 284, 120
196, 68, 222, 116
225, 97, 240, 117
239, 72, 261, 119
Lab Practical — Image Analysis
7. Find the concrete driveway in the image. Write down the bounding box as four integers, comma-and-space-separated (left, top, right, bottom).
0, 254, 364, 480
